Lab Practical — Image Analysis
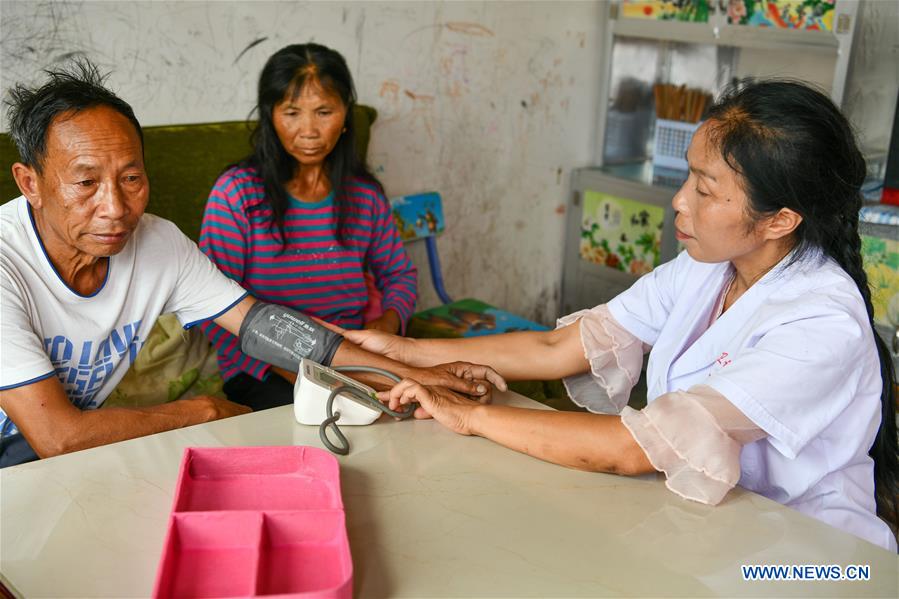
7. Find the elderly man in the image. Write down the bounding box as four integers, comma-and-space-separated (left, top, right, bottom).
0, 61, 500, 467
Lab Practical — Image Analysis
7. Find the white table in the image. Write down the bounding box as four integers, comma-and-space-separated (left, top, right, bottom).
1, 391, 896, 597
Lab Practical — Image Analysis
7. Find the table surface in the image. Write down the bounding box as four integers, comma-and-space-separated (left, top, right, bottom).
2, 391, 896, 598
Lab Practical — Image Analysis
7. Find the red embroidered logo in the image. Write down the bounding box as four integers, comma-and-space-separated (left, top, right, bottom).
715, 352, 732, 368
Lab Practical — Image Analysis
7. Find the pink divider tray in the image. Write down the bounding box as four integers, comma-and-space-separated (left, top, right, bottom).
153, 446, 352, 599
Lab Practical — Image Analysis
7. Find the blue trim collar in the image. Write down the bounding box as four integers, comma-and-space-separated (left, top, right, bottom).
27, 203, 110, 298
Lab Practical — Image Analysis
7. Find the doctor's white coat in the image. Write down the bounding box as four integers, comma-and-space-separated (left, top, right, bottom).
607, 249, 896, 550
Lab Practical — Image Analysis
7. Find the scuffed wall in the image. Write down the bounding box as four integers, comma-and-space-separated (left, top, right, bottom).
0, 0, 603, 323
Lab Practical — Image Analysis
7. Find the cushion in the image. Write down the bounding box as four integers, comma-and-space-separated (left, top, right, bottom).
407, 298, 548, 338
104, 314, 225, 407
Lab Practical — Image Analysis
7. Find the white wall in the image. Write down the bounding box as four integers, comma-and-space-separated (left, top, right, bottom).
0, 0, 604, 322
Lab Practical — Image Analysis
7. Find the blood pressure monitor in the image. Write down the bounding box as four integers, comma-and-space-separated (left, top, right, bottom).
293, 359, 382, 426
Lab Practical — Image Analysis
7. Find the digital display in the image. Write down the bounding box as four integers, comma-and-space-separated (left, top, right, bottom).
317, 371, 339, 387
311, 365, 369, 394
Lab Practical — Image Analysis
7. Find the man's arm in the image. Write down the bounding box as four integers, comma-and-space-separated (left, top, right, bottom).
213, 297, 504, 393
0, 376, 249, 459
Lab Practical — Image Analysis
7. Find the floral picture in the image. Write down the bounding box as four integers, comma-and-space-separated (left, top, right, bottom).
580, 191, 663, 275
622, 0, 711, 22
727, 0, 837, 31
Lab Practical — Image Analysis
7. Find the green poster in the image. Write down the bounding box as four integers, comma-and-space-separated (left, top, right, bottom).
862, 235, 899, 327
580, 191, 663, 275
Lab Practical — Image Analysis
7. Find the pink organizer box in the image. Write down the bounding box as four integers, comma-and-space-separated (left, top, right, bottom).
153, 446, 353, 599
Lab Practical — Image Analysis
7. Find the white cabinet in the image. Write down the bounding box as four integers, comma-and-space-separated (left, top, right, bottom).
562, 0, 862, 316
561, 165, 679, 314
595, 0, 860, 167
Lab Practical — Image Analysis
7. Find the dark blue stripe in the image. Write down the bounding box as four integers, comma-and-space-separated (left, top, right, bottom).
28, 204, 110, 298
200, 216, 244, 236
248, 283, 367, 296
247, 232, 373, 245
244, 268, 363, 281
183, 291, 249, 330
0, 371, 56, 391
249, 242, 368, 257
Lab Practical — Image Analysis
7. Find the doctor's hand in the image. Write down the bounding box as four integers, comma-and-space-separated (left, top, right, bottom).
407, 362, 506, 404
341, 327, 410, 362
310, 316, 408, 359
378, 380, 481, 434
363, 310, 402, 334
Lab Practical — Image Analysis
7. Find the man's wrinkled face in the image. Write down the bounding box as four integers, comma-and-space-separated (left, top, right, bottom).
30, 106, 149, 257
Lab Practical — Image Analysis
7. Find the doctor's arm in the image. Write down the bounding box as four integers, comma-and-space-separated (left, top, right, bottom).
383, 379, 654, 475
385, 381, 765, 502
213, 296, 506, 396
0, 376, 248, 459
341, 322, 591, 382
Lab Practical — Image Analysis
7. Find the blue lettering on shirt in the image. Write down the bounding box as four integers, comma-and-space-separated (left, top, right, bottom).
42, 318, 144, 409
0, 319, 145, 437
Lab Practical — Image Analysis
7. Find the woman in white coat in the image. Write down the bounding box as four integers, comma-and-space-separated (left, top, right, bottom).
343, 80, 899, 550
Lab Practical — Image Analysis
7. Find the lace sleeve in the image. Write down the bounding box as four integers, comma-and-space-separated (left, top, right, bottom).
621, 384, 766, 505
556, 304, 648, 414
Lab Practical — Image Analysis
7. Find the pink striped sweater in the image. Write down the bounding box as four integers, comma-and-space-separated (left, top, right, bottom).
198, 165, 417, 381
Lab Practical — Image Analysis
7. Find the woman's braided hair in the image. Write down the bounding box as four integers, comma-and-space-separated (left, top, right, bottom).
706, 79, 898, 532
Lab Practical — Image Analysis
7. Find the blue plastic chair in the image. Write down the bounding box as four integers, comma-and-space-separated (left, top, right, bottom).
390, 192, 549, 339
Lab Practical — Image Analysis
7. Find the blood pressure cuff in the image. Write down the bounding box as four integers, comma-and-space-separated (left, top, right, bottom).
239, 302, 343, 372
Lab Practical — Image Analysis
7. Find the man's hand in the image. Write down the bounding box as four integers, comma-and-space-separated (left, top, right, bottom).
434, 361, 508, 403
407, 361, 507, 402
0, 376, 253, 460
379, 380, 481, 434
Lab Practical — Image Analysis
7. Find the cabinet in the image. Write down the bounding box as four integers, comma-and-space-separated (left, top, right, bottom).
594, 0, 860, 167
562, 0, 862, 316
561, 164, 679, 314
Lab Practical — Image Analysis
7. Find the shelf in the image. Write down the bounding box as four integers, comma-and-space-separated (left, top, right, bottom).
586, 160, 687, 191
611, 19, 714, 46
718, 23, 839, 54
612, 18, 839, 55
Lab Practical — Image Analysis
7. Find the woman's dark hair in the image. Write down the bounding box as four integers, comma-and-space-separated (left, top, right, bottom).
705, 79, 899, 532
5, 58, 143, 174
247, 43, 379, 243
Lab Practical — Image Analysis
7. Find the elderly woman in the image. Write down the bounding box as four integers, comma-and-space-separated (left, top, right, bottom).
344, 80, 899, 551
199, 44, 417, 411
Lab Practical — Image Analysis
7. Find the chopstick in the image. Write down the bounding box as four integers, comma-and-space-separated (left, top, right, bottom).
652, 83, 710, 123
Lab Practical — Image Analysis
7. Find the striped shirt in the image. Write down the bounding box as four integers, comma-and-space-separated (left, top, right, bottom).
198, 165, 417, 381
